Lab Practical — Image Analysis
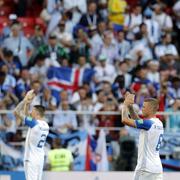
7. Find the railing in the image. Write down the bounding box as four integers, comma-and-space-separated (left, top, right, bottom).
0, 110, 179, 131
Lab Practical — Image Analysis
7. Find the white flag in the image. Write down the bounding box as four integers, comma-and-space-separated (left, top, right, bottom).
96, 129, 109, 171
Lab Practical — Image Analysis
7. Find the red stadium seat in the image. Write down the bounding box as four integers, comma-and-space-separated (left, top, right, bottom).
23, 28, 34, 38
18, 17, 35, 28
0, 17, 9, 27
35, 18, 46, 28
0, 6, 13, 16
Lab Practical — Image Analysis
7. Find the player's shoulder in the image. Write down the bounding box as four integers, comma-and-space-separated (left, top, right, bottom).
37, 119, 49, 129
151, 117, 163, 126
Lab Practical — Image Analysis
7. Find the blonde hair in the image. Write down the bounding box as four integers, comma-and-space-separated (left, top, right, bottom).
144, 98, 159, 113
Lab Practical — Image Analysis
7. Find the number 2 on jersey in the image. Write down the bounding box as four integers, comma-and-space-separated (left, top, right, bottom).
156, 134, 163, 151
37, 134, 47, 148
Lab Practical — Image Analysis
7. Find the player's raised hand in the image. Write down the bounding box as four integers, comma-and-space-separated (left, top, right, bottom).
124, 92, 135, 106
24, 90, 35, 103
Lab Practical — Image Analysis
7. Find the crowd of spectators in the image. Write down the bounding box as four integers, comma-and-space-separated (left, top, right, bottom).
0, 0, 180, 171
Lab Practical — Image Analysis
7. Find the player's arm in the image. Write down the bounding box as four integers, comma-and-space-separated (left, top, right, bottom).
14, 90, 35, 126
121, 104, 154, 130
128, 105, 140, 119
14, 100, 26, 126
121, 104, 136, 127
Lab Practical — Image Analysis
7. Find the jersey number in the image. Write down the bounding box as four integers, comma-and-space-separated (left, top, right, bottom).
37, 134, 47, 148
156, 134, 163, 151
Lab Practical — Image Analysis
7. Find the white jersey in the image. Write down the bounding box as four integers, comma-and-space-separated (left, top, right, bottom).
135, 117, 164, 173
24, 116, 49, 165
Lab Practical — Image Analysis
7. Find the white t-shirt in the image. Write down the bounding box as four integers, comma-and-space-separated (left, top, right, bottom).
144, 19, 161, 44
94, 63, 116, 83
152, 12, 173, 30
155, 44, 178, 58
135, 118, 164, 173
24, 117, 49, 165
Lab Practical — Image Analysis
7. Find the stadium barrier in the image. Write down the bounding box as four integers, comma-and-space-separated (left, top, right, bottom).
1, 109, 180, 131
0, 171, 180, 180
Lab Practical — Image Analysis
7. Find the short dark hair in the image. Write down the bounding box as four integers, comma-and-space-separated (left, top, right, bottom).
3, 48, 13, 57
144, 98, 159, 113
33, 105, 45, 117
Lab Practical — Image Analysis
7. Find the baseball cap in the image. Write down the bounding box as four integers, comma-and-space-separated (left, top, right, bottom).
99, 54, 107, 61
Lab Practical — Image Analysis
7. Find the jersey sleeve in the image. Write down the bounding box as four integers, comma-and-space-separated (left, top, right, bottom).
24, 116, 38, 128
135, 119, 154, 130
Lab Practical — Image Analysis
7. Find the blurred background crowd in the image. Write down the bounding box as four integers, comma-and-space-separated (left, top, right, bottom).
0, 0, 180, 171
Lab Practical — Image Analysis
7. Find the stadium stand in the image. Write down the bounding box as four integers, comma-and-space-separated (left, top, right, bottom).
0, 0, 180, 173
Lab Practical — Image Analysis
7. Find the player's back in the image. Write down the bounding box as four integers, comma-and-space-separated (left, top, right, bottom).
135, 117, 163, 173
24, 117, 49, 164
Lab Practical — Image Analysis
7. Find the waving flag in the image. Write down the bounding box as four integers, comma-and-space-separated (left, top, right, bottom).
96, 130, 109, 171
47, 67, 95, 91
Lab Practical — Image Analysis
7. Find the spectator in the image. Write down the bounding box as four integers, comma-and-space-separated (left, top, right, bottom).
99, 31, 119, 64
166, 99, 180, 131
79, 0, 102, 29
94, 54, 116, 84
15, 68, 31, 100
38, 87, 57, 110
144, 8, 161, 45
0, 66, 16, 96
2, 23, 34, 67
29, 54, 48, 81
116, 61, 132, 89
131, 65, 156, 107
73, 28, 91, 62
74, 55, 90, 69
30, 25, 46, 49
63, 0, 87, 24
116, 31, 131, 61
173, 1, 180, 52
0, 112, 12, 142
46, 0, 63, 36
89, 26, 103, 58
155, 33, 179, 60
124, 3, 143, 40
30, 80, 43, 106
53, 100, 77, 134
54, 20, 73, 49
97, 20, 107, 36
147, 60, 160, 90
93, 90, 107, 112
47, 138, 73, 171
1, 14, 18, 41
152, 4, 173, 33
1, 48, 21, 77
76, 96, 96, 135
108, 0, 127, 25
37, 33, 69, 65
169, 77, 180, 99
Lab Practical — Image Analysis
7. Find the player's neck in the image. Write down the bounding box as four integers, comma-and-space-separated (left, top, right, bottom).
144, 114, 156, 119
35, 115, 43, 120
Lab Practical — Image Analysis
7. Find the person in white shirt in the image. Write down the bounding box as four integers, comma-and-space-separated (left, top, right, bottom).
99, 31, 119, 64
144, 8, 161, 45
152, 4, 173, 33
63, 0, 87, 24
122, 92, 163, 180
53, 20, 73, 49
147, 61, 160, 86
155, 33, 178, 60
30, 55, 48, 81
89, 26, 103, 58
116, 31, 131, 61
53, 100, 77, 134
124, 4, 143, 40
14, 90, 49, 180
94, 54, 116, 83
